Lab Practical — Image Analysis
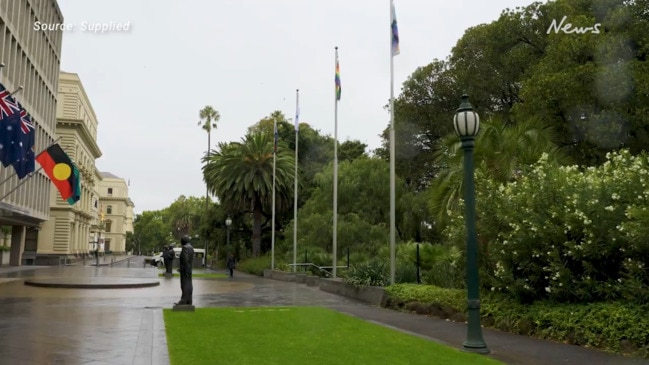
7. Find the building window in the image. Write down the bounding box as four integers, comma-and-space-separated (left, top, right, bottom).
108, 188, 113, 196
105, 221, 112, 233
107, 205, 112, 214
94, 199, 98, 208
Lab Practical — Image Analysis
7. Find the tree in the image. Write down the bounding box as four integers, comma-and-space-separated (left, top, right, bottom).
339, 140, 367, 162
198, 105, 220, 249
427, 115, 570, 227
202, 132, 295, 257
166, 195, 205, 238
293, 156, 426, 256
511, 0, 649, 165
375, 60, 459, 191
198, 105, 220, 158
449, 2, 547, 118
375, 2, 549, 191
133, 210, 171, 253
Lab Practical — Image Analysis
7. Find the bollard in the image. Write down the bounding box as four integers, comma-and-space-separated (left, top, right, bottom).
127, 259, 130, 268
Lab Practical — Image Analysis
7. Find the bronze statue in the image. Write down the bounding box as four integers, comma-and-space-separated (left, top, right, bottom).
175, 235, 194, 305
163, 245, 174, 274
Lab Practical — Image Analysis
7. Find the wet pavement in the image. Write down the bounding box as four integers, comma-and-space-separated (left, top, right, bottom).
0, 259, 372, 365
1, 258, 648, 365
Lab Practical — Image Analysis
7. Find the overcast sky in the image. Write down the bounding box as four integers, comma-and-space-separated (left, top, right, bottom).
56, 0, 535, 214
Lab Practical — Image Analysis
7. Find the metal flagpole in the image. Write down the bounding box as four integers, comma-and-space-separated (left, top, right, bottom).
389, 0, 398, 285
271, 117, 277, 270
9, 85, 23, 97
0, 136, 61, 189
293, 89, 299, 273
333, 47, 339, 278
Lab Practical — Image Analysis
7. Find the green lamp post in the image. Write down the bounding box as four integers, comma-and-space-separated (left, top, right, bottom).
453, 94, 489, 354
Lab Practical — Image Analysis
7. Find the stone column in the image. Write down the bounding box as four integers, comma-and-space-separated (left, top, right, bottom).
10, 225, 26, 266
82, 221, 86, 254
74, 218, 80, 254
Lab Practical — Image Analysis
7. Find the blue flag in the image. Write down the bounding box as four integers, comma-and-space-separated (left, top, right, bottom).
0, 113, 21, 168
391, 2, 400, 56
0, 84, 23, 168
274, 121, 278, 153
12, 108, 36, 179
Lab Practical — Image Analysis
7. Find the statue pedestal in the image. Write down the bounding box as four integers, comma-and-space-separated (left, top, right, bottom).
164, 273, 174, 278
173, 304, 195, 312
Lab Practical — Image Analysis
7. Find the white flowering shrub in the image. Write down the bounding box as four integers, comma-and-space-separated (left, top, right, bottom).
445, 149, 649, 303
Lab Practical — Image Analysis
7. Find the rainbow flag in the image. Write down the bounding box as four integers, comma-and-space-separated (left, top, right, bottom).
335, 59, 341, 101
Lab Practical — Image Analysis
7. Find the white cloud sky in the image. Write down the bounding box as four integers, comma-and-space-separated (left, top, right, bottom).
57, 0, 535, 213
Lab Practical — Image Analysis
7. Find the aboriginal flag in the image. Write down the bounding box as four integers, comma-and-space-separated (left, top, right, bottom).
36, 143, 81, 205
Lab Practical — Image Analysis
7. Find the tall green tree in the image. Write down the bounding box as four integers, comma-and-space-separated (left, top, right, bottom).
512, 0, 649, 165
375, 59, 459, 191
339, 140, 367, 162
198, 105, 220, 157
198, 105, 221, 245
166, 195, 206, 238
449, 2, 548, 117
133, 210, 171, 253
293, 156, 427, 256
202, 132, 295, 257
428, 116, 569, 226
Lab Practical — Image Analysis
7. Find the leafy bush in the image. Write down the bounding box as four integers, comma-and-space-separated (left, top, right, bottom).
384, 284, 465, 310
237, 255, 272, 276
445, 150, 649, 303
384, 284, 649, 358
395, 261, 418, 284
0, 245, 10, 252
344, 258, 389, 288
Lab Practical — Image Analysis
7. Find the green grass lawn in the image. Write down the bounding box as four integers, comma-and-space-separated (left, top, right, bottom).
163, 306, 503, 365
158, 271, 228, 279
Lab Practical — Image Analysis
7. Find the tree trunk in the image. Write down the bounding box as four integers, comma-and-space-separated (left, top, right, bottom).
252, 195, 262, 257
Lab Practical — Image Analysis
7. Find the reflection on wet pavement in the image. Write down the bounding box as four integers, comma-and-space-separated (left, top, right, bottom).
0, 262, 364, 365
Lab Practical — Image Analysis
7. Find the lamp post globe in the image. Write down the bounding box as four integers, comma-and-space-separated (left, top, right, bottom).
454, 94, 489, 354
453, 94, 480, 138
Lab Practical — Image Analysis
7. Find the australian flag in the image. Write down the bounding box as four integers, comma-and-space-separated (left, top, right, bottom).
12, 108, 36, 178
0, 84, 22, 168
0, 84, 35, 178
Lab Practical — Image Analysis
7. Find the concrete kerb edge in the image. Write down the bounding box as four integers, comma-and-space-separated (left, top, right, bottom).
263, 269, 385, 306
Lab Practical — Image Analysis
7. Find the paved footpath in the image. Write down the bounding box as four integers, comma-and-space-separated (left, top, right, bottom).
0, 261, 647, 365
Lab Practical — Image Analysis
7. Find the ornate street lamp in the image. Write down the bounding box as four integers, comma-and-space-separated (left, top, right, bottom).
453, 94, 489, 354
225, 217, 232, 246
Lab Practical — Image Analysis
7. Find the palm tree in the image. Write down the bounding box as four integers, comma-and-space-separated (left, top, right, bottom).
202, 132, 295, 257
428, 116, 570, 226
198, 106, 220, 255
198, 106, 220, 156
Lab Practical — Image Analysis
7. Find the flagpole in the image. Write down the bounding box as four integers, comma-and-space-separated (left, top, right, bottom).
0, 166, 43, 201
9, 85, 23, 97
389, 0, 397, 285
293, 89, 299, 273
0, 136, 62, 188
333, 47, 339, 278
271, 118, 277, 271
